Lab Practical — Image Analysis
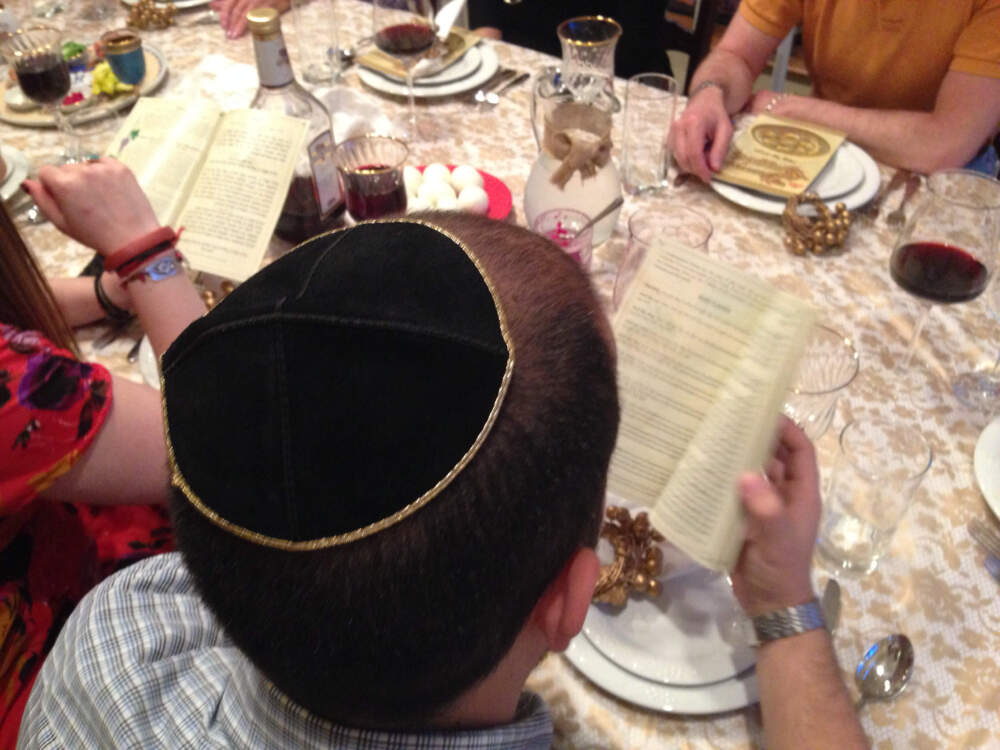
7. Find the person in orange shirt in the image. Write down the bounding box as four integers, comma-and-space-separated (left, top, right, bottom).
672, 0, 1000, 180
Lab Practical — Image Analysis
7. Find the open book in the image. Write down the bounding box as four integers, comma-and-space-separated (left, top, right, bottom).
107, 97, 309, 281
606, 242, 816, 571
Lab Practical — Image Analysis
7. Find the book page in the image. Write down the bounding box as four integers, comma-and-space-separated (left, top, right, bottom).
106, 97, 222, 226
606, 243, 816, 571
174, 108, 308, 280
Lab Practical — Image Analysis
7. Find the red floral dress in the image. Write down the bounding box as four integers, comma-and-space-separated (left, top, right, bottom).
0, 325, 173, 748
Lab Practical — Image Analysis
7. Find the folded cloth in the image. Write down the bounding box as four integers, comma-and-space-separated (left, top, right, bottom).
358, 27, 479, 82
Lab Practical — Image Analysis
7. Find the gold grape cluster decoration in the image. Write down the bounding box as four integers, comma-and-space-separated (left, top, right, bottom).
782, 192, 853, 255
200, 280, 235, 310
126, 0, 177, 29
592, 506, 665, 607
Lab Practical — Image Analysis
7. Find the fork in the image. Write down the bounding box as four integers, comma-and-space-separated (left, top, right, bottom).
969, 517, 1000, 557
886, 173, 922, 228
863, 168, 908, 220
470, 67, 517, 104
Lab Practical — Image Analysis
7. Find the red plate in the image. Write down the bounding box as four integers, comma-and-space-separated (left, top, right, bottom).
417, 165, 513, 221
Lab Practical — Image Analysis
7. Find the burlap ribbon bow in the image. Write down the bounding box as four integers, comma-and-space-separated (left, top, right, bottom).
541, 101, 613, 189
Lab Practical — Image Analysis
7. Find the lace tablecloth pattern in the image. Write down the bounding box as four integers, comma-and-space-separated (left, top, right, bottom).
4, 1, 998, 747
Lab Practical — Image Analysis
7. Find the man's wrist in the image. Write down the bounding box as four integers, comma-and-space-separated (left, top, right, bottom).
689, 79, 728, 104
751, 597, 826, 645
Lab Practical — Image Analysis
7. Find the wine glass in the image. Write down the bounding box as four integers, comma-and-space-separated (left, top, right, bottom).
888, 170, 1000, 380
372, 0, 436, 140
1, 27, 80, 163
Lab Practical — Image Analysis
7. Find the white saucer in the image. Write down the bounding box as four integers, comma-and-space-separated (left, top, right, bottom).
4, 86, 38, 112
138, 335, 160, 391
364, 45, 483, 88
974, 415, 1000, 521
809, 145, 865, 200
711, 142, 880, 216
564, 630, 758, 714
0, 145, 29, 202
358, 44, 499, 99
584, 564, 754, 686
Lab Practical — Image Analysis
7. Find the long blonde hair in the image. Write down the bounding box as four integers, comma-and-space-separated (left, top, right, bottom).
0, 202, 80, 357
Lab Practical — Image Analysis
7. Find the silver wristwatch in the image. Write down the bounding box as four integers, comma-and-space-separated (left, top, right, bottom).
751, 598, 826, 645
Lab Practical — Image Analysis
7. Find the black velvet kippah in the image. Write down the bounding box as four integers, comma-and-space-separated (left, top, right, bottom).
162, 220, 513, 549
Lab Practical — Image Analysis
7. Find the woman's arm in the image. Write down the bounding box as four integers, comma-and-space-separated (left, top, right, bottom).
24, 159, 207, 357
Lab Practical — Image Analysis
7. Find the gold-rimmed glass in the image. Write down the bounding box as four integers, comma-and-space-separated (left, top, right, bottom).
332, 134, 409, 222
557, 15, 621, 103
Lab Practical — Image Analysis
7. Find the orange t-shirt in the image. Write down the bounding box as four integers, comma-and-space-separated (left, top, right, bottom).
739, 0, 1000, 111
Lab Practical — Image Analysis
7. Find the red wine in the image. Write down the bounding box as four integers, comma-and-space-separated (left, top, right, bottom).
276, 175, 346, 243
375, 23, 435, 55
342, 163, 407, 221
16, 54, 70, 104
890, 241, 988, 303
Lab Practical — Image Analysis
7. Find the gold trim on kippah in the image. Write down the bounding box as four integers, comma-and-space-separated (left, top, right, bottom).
162, 218, 515, 551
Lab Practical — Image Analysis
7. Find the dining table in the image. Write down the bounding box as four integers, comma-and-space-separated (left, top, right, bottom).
3, 0, 999, 747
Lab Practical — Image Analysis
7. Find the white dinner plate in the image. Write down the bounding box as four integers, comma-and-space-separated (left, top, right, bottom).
974, 415, 1000, 521
363, 45, 483, 88
138, 335, 160, 391
710, 142, 880, 216
583, 563, 754, 686
0, 145, 29, 202
564, 630, 758, 715
357, 44, 498, 99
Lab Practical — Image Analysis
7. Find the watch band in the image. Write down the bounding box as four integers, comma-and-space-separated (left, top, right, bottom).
94, 272, 133, 322
751, 598, 825, 645
689, 79, 728, 102
121, 251, 185, 287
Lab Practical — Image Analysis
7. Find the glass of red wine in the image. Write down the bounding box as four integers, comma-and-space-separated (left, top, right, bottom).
372, 0, 437, 140
333, 135, 409, 222
1, 27, 80, 163
888, 170, 1000, 388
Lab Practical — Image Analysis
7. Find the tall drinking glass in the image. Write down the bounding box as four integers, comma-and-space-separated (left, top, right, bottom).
622, 73, 677, 195
1, 27, 79, 163
888, 170, 1000, 375
372, 0, 436, 140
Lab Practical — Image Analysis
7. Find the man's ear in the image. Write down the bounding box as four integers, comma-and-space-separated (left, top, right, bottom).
529, 547, 600, 652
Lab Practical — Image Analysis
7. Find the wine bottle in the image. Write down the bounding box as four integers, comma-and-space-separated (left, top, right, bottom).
247, 6, 345, 244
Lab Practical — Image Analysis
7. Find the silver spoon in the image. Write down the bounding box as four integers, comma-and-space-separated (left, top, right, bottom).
855, 633, 914, 709
576, 195, 625, 236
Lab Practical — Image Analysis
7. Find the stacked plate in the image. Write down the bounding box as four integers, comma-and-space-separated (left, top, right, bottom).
564, 501, 759, 713
0, 145, 29, 203
357, 44, 499, 99
711, 142, 880, 215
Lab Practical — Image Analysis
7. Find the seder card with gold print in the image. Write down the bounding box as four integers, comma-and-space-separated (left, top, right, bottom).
713, 114, 846, 199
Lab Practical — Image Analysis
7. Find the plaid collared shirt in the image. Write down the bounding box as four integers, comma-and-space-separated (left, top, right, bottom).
18, 553, 554, 750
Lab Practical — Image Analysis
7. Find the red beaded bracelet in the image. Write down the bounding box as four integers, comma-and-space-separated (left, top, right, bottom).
105, 227, 179, 276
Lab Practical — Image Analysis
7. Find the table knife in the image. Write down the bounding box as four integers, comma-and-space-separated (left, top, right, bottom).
821, 578, 841, 633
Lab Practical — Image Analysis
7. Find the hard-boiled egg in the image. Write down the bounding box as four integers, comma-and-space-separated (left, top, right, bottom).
420, 180, 456, 205
457, 185, 489, 215
451, 165, 484, 192
407, 195, 432, 213
403, 165, 423, 197
423, 163, 451, 186
436, 194, 458, 211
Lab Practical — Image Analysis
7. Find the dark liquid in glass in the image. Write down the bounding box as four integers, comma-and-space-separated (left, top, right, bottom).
343, 164, 407, 221
890, 241, 988, 303
17, 53, 70, 104
375, 23, 435, 55
275, 175, 346, 244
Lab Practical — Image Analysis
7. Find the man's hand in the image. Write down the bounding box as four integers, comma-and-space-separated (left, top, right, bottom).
731, 417, 820, 616
211, 0, 289, 39
670, 85, 734, 183
22, 159, 160, 257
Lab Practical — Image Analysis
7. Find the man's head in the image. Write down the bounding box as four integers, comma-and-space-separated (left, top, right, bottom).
164, 213, 618, 727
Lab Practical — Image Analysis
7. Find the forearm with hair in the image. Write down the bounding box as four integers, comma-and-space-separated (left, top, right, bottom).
690, 48, 757, 114
772, 94, 989, 173
756, 629, 869, 750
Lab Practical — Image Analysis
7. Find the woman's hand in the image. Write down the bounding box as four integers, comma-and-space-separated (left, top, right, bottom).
22, 159, 160, 256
